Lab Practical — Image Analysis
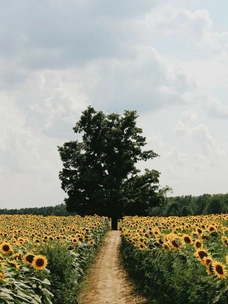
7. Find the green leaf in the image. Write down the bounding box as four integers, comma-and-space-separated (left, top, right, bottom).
0, 292, 14, 300
29, 277, 51, 285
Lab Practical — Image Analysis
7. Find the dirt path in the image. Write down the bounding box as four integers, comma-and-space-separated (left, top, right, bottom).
79, 230, 147, 304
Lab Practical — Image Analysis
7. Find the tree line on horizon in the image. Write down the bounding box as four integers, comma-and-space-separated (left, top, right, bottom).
0, 203, 75, 216
150, 193, 228, 216
1, 193, 228, 217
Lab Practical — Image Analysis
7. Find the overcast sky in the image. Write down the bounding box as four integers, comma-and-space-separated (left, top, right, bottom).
1, 0, 228, 209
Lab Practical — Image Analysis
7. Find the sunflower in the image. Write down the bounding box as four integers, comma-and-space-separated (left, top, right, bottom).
212, 261, 227, 279
206, 261, 214, 275
32, 255, 48, 270
152, 228, 160, 236
139, 242, 147, 250
182, 234, 192, 245
202, 257, 212, 268
11, 237, 17, 244
196, 228, 203, 235
221, 236, 228, 247
24, 253, 35, 265
78, 236, 84, 242
158, 238, 164, 245
194, 249, 209, 262
71, 237, 78, 243
17, 237, 25, 245
201, 234, 209, 241
194, 239, 203, 249
0, 242, 13, 254
90, 240, 95, 246
162, 242, 169, 250
144, 232, 150, 239
33, 238, 40, 245
208, 225, 216, 233
169, 238, 182, 250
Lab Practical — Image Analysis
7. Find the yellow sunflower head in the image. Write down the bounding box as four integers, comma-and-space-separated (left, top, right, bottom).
90, 240, 95, 246
221, 236, 228, 247
24, 253, 35, 265
202, 257, 213, 268
208, 225, 216, 233
194, 239, 203, 250
0, 242, 13, 254
212, 261, 227, 279
207, 262, 214, 275
182, 235, 192, 245
162, 242, 170, 250
32, 255, 48, 270
169, 238, 182, 250
139, 243, 146, 250
152, 228, 160, 237
194, 249, 209, 262
196, 228, 203, 235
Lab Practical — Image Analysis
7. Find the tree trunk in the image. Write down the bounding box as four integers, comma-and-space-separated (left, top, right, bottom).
111, 216, 118, 230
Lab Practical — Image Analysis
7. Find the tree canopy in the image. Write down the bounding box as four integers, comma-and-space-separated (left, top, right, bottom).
58, 106, 169, 229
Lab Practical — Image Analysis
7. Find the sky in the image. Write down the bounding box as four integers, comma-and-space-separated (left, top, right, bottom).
1, 0, 228, 209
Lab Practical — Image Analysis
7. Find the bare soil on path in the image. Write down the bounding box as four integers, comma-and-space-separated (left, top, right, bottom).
79, 230, 147, 304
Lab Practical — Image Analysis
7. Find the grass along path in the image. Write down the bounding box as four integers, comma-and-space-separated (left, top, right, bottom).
79, 230, 147, 304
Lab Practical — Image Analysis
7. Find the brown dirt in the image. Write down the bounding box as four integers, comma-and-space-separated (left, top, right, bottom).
79, 230, 147, 304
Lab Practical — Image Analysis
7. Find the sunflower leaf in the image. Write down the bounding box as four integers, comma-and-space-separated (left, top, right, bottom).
0, 291, 14, 300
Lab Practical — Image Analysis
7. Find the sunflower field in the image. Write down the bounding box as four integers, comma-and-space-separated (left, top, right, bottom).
121, 214, 228, 304
0, 214, 110, 304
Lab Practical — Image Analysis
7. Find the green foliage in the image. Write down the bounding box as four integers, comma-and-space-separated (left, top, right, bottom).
0, 204, 75, 216
39, 220, 109, 304
0, 264, 53, 304
150, 193, 228, 217
58, 106, 169, 227
39, 242, 79, 304
121, 238, 228, 304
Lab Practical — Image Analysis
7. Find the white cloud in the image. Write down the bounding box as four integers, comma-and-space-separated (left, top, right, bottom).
180, 109, 197, 123
166, 146, 187, 167
0, 0, 165, 71
189, 123, 226, 161
174, 115, 227, 173
174, 120, 191, 138
146, 132, 165, 155
205, 95, 228, 119
0, 103, 44, 175
43, 87, 87, 137
89, 47, 196, 113
151, 8, 212, 42
191, 124, 215, 157
1, 0, 228, 208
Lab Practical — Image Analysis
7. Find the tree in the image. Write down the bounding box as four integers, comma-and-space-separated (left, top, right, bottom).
205, 194, 224, 214
58, 106, 169, 229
